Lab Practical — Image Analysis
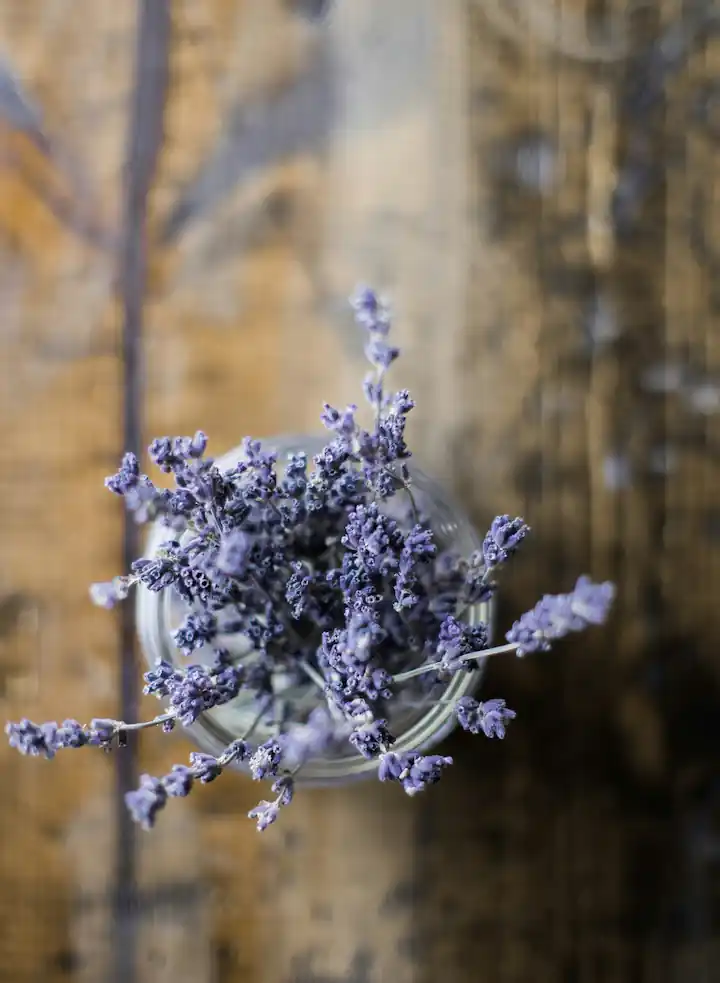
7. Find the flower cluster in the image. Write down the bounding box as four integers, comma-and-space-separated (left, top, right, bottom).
5, 287, 615, 831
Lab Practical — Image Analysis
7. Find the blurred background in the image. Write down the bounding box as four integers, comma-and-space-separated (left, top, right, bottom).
1, 1, 720, 981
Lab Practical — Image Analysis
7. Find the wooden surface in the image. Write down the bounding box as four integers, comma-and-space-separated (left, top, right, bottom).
1, 1, 720, 981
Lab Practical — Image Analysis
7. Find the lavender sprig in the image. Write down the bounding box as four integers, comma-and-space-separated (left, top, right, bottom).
393, 576, 614, 683
126, 737, 253, 830
6, 287, 615, 831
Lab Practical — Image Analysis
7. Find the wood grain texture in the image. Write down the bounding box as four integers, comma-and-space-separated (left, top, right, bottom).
0, 5, 133, 982
2, 1, 720, 982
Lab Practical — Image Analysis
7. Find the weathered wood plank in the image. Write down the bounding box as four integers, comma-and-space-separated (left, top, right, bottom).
0, 5, 131, 983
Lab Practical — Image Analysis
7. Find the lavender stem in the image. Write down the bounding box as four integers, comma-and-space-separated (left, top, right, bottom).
392, 642, 518, 683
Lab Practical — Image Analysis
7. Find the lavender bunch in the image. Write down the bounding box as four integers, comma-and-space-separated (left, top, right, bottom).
6, 287, 614, 831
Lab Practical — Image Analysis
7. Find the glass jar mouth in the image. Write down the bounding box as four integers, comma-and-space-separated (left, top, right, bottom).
135, 433, 494, 785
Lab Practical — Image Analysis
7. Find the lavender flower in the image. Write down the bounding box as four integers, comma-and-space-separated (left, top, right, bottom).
189, 752, 223, 783
394, 524, 436, 611
285, 563, 312, 619
365, 337, 400, 371
213, 664, 244, 703
167, 665, 219, 726
351, 284, 391, 334
455, 697, 516, 738
222, 739, 252, 764
88, 719, 117, 746
248, 798, 280, 831
569, 576, 616, 625
172, 613, 218, 656
125, 775, 168, 830
55, 719, 90, 749
436, 616, 489, 673
320, 403, 358, 441
377, 750, 406, 782
105, 452, 141, 496
143, 659, 179, 698
506, 577, 615, 656
377, 751, 453, 795
341, 503, 404, 581
105, 454, 162, 523
482, 515, 530, 570
5, 719, 58, 758
272, 775, 295, 806
249, 739, 284, 780
248, 773, 296, 831
349, 719, 395, 760
149, 432, 207, 473
400, 753, 454, 795
163, 765, 194, 797
6, 286, 615, 834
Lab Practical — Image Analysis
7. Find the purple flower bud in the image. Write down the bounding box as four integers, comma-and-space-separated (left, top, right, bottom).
271, 775, 295, 806
163, 765, 194, 798
377, 751, 406, 783
399, 754, 453, 796
189, 431, 208, 458
506, 577, 614, 656
377, 751, 453, 793
55, 719, 90, 749
213, 665, 244, 703
248, 798, 280, 831
436, 616, 489, 673
349, 719, 395, 759
143, 659, 179, 698
149, 432, 208, 472
365, 338, 399, 371
402, 525, 436, 559
222, 739, 251, 763
455, 697, 516, 738
568, 576, 615, 626
123, 477, 160, 523
482, 515, 530, 570
105, 452, 140, 495
5, 718, 58, 759
320, 403, 357, 440
189, 752, 223, 783
363, 374, 383, 406
172, 612, 217, 656
249, 739, 284, 780
363, 668, 393, 701
88, 718, 116, 745
166, 664, 236, 726
350, 285, 391, 335
125, 775, 168, 829
338, 696, 372, 719
148, 438, 174, 472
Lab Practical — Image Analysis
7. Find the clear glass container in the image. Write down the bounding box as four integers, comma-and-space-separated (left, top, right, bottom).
136, 434, 493, 785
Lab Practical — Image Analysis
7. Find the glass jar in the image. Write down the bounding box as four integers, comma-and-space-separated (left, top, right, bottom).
136, 435, 493, 785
